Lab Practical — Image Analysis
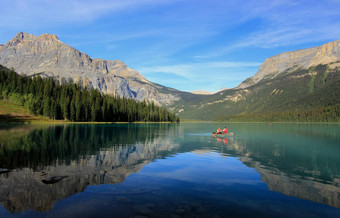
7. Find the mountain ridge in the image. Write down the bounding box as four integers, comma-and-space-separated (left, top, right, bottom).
0, 32, 182, 105
173, 63, 340, 120
1, 32, 339, 120
238, 39, 340, 88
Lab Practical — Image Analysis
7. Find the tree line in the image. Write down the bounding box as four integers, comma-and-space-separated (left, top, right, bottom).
213, 104, 340, 122
0, 124, 177, 169
0, 65, 180, 122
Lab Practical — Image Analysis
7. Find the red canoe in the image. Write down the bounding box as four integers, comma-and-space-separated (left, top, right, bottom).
212, 132, 234, 137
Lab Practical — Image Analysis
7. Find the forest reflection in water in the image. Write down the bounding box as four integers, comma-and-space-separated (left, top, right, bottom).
0, 124, 179, 169
0, 124, 180, 212
0, 123, 339, 217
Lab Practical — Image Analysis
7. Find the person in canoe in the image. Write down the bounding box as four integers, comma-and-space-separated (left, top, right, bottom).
213, 127, 233, 137
216, 127, 222, 134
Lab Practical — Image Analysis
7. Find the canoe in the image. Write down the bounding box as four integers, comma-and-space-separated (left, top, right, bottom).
212, 132, 234, 137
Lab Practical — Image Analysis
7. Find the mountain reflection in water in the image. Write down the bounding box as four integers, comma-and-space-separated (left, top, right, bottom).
0, 123, 339, 217
216, 124, 340, 208
0, 124, 180, 212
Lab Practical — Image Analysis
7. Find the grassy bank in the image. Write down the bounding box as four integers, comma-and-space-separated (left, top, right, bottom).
0, 100, 179, 124
0, 99, 62, 123
0, 100, 123, 124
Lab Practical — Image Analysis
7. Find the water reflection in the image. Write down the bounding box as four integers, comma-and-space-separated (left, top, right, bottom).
0, 124, 180, 212
0, 123, 339, 216
213, 123, 340, 208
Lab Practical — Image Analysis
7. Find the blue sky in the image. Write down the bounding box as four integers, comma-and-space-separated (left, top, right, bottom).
0, 0, 339, 92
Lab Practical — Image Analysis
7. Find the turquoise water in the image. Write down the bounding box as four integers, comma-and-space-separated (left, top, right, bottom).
0, 123, 339, 217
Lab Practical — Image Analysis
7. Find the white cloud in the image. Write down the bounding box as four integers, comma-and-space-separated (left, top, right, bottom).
139, 61, 261, 79
0, 0, 174, 27
140, 64, 194, 78
194, 0, 340, 59
138, 61, 260, 92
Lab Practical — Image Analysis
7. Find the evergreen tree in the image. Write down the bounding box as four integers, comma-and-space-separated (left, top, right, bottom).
70, 98, 76, 121
91, 104, 96, 121
64, 96, 70, 120
75, 91, 82, 121
43, 97, 51, 117
0, 65, 181, 122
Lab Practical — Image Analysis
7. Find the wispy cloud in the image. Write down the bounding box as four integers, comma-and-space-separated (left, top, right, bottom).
139, 61, 261, 79
237, 25, 340, 49
194, 0, 340, 59
0, 0, 174, 27
138, 61, 260, 91
238, 1, 340, 48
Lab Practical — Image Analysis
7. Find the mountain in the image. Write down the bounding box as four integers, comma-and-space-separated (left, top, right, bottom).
173, 63, 340, 120
1, 32, 339, 121
170, 39, 340, 120
238, 39, 340, 88
191, 87, 230, 95
191, 90, 213, 95
0, 32, 184, 106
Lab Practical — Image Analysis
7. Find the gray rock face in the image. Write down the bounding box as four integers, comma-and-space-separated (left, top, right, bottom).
0, 32, 179, 105
238, 39, 340, 88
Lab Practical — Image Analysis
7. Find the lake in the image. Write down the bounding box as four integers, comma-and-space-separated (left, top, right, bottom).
0, 123, 339, 217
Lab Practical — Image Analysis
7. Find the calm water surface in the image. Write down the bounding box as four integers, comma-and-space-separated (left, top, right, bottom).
0, 123, 339, 217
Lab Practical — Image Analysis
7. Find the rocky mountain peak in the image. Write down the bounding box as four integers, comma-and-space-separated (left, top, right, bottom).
6, 32, 34, 46
10, 32, 59, 42
237, 39, 340, 89
4, 32, 61, 50
0, 32, 180, 105
14, 32, 34, 40
39, 33, 59, 41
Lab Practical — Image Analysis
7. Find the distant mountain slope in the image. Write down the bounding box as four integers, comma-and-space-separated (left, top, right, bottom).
170, 39, 340, 120
0, 32, 185, 106
191, 90, 213, 95
238, 39, 340, 89
173, 63, 340, 120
